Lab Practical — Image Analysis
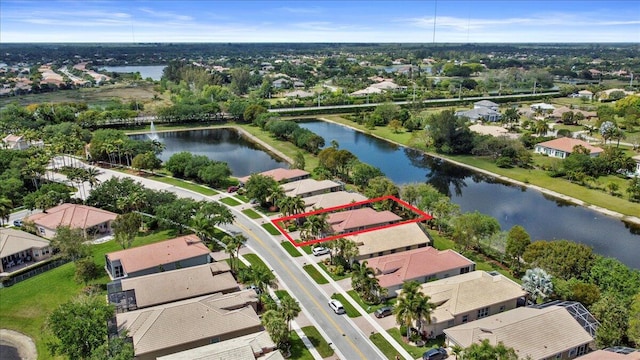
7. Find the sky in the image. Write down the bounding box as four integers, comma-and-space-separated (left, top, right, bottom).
1, 0, 639, 43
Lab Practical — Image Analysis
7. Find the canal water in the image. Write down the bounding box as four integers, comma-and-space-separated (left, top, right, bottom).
130, 128, 286, 177
99, 65, 166, 81
298, 120, 640, 269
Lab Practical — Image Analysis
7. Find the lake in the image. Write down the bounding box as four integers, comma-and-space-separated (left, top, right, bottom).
99, 65, 166, 81
298, 120, 640, 269
130, 128, 286, 177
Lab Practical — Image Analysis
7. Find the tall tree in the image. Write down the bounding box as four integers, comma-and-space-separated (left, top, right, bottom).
505, 225, 531, 273
46, 295, 115, 360
461, 339, 518, 360
245, 174, 278, 206
51, 226, 90, 261
280, 296, 301, 331
0, 197, 12, 226
261, 309, 289, 350
112, 213, 142, 249
628, 293, 640, 347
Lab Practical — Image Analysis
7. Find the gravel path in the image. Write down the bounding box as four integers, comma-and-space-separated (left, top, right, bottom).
0, 329, 37, 360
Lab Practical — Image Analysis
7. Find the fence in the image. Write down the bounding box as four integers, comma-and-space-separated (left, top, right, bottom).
1, 259, 69, 288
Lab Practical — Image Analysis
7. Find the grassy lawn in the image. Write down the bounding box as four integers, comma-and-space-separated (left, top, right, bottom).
243, 253, 268, 268
347, 290, 395, 314
219, 197, 241, 206
302, 265, 329, 285
370, 333, 399, 360
0, 229, 175, 360
274, 290, 292, 300
262, 223, 282, 236
387, 328, 445, 359
146, 175, 218, 196
301, 245, 313, 255
330, 293, 361, 318
288, 330, 314, 360
242, 208, 262, 219
317, 262, 350, 281
235, 194, 250, 202
301, 326, 334, 358
281, 241, 302, 257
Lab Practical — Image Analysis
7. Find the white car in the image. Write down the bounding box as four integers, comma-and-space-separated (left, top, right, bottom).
328, 299, 345, 314
312, 247, 330, 256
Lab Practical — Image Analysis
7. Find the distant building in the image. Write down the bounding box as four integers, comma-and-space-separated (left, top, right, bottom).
455, 107, 502, 122
238, 168, 310, 185
474, 100, 499, 111
2, 134, 43, 150
281, 179, 343, 198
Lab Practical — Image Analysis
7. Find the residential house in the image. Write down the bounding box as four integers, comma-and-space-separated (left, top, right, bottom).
24, 203, 117, 239
530, 103, 556, 114
326, 207, 402, 235
156, 331, 284, 360
632, 155, 640, 177
105, 234, 211, 280
237, 168, 310, 185
578, 90, 594, 101
366, 247, 475, 297
444, 301, 598, 360
455, 107, 502, 122
534, 138, 603, 159
303, 191, 368, 212
2, 134, 43, 150
418, 271, 526, 337
117, 290, 262, 360
370, 80, 406, 91
350, 87, 383, 97
474, 100, 499, 111
107, 262, 238, 312
284, 90, 315, 98
598, 88, 635, 101
551, 106, 597, 121
281, 179, 343, 198
271, 78, 290, 89
347, 222, 431, 260
0, 228, 53, 273
577, 349, 640, 360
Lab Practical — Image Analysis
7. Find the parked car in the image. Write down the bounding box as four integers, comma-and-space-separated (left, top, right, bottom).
246, 284, 262, 294
227, 186, 239, 193
328, 299, 345, 314
422, 347, 448, 360
374, 306, 393, 318
13, 219, 23, 227
312, 246, 330, 256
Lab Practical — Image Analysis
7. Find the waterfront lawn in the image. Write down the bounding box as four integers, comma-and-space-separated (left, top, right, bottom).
288, 330, 314, 360
0, 229, 175, 360
301, 326, 335, 358
330, 293, 361, 318
219, 197, 241, 206
243, 253, 268, 269
147, 175, 218, 196
242, 208, 262, 219
262, 223, 282, 236
370, 333, 398, 360
281, 241, 302, 257
302, 265, 328, 284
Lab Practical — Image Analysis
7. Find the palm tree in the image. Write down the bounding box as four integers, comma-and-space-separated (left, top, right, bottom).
502, 107, 520, 131
280, 296, 301, 331
394, 281, 435, 338
534, 119, 550, 136
268, 185, 286, 208
521, 267, 554, 304
302, 213, 329, 240
228, 234, 247, 268
84, 167, 102, 190
291, 196, 306, 215
0, 197, 12, 226
351, 261, 375, 294
261, 309, 289, 350
277, 196, 294, 217
191, 214, 215, 244
250, 265, 277, 295
222, 235, 238, 271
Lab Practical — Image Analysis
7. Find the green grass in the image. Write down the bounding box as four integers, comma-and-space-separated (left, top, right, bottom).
301, 326, 334, 358
219, 197, 241, 206
387, 328, 445, 359
274, 290, 292, 300
317, 262, 350, 281
146, 175, 218, 196
370, 333, 399, 360
301, 245, 313, 255
242, 208, 262, 219
262, 223, 282, 236
330, 293, 361, 318
288, 330, 314, 360
0, 229, 175, 360
347, 290, 395, 314
281, 241, 302, 257
243, 253, 268, 269
302, 265, 329, 284
235, 194, 250, 202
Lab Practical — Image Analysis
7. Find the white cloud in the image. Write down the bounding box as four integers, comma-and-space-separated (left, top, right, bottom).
279, 6, 323, 14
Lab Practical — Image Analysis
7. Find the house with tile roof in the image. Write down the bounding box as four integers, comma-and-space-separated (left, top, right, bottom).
281, 179, 343, 198
237, 168, 310, 185
105, 234, 211, 280
577, 349, 640, 360
303, 191, 368, 212
2, 134, 43, 150
346, 222, 431, 260
24, 203, 117, 240
632, 155, 640, 177
444, 303, 596, 360
534, 138, 603, 159
326, 207, 402, 235
117, 290, 263, 360
0, 228, 53, 273
418, 271, 526, 337
107, 262, 238, 312
157, 331, 284, 360
366, 247, 475, 297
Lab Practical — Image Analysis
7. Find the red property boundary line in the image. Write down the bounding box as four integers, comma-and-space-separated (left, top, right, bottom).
271, 195, 433, 247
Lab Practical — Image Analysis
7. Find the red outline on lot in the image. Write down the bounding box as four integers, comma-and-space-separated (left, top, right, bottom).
271, 195, 432, 247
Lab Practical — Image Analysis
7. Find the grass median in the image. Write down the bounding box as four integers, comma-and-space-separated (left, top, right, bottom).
242, 208, 262, 219
370, 333, 399, 360
330, 293, 361, 318
281, 241, 302, 257
301, 326, 334, 358
262, 223, 282, 236
302, 264, 328, 284
243, 253, 268, 268
219, 197, 241, 206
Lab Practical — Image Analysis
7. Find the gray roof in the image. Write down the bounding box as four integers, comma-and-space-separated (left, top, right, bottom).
0, 228, 50, 258
474, 100, 499, 107
156, 331, 283, 360
456, 107, 501, 121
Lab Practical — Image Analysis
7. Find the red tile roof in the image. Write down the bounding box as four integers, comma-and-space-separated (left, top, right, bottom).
536, 137, 603, 155
106, 234, 210, 274
367, 247, 475, 288
26, 203, 117, 230
326, 207, 401, 233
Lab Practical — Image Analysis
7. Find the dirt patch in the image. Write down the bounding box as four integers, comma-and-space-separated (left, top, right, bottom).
0, 329, 37, 360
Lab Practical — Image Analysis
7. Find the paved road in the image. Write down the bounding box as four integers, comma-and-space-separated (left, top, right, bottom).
52, 160, 387, 359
